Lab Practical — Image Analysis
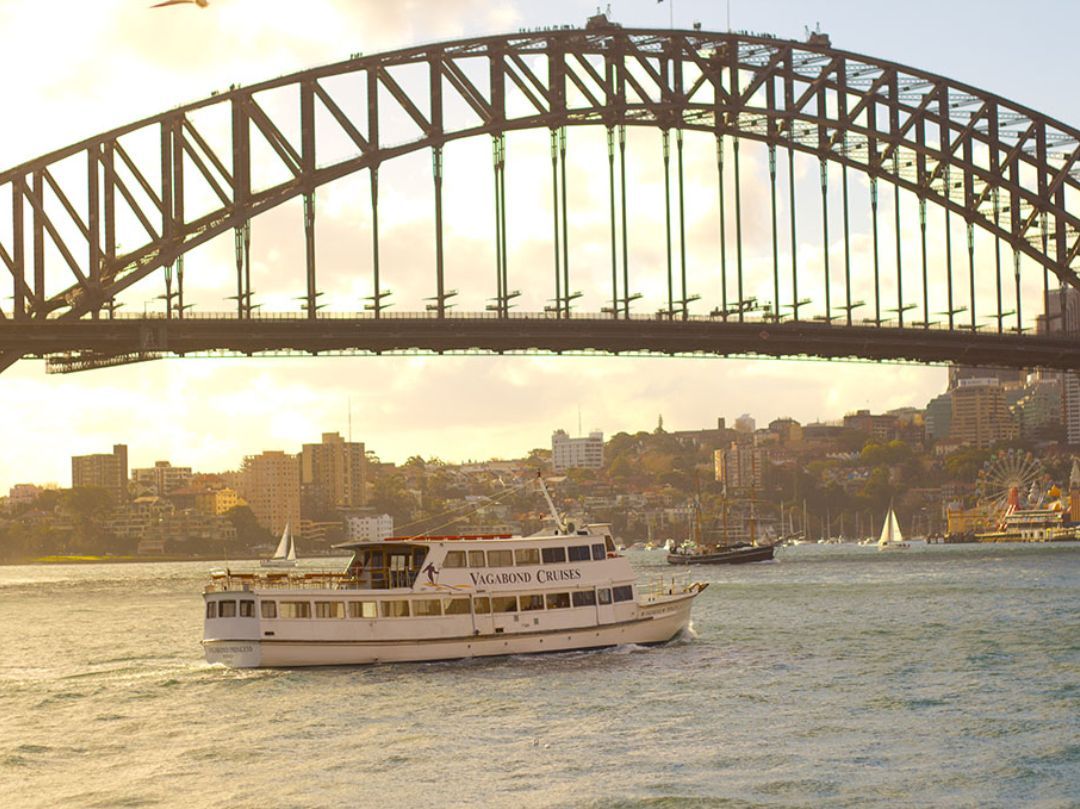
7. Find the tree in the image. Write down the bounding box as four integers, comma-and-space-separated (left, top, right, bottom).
225, 505, 271, 550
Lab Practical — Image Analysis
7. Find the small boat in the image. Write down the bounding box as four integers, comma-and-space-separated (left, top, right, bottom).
260, 523, 298, 567
667, 542, 775, 565
877, 505, 910, 551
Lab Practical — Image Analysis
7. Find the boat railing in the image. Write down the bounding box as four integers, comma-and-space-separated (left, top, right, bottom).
637, 573, 700, 602
204, 570, 368, 593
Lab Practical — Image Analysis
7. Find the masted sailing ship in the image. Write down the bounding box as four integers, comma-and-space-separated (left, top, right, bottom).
203, 481, 707, 668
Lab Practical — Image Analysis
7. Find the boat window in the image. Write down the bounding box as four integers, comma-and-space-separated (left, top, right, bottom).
369, 551, 383, 568
468, 550, 486, 567
261, 601, 277, 619
349, 601, 377, 619
605, 536, 616, 552
219, 600, 237, 618
280, 601, 311, 619
520, 594, 545, 611
205, 601, 217, 619
473, 596, 492, 614
514, 548, 540, 566
546, 592, 571, 610
443, 598, 470, 615
380, 600, 410, 618
413, 549, 427, 569
612, 585, 634, 603
491, 596, 518, 613
413, 599, 442, 617
542, 546, 567, 564
591, 543, 606, 561
314, 601, 345, 619
239, 600, 255, 617
487, 549, 513, 568
443, 551, 467, 568
568, 545, 591, 562
572, 590, 597, 607
597, 588, 612, 605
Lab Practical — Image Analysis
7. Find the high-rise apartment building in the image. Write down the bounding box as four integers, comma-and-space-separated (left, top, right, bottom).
300, 432, 367, 517
714, 442, 769, 493
551, 429, 604, 472
71, 444, 128, 503
240, 451, 300, 535
925, 392, 953, 441
131, 461, 193, 496
950, 379, 1018, 449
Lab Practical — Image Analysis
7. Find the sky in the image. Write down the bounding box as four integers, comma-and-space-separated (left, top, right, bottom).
1, 0, 1076, 490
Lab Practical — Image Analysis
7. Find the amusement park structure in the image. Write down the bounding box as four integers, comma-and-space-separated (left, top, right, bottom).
3, 15, 1080, 373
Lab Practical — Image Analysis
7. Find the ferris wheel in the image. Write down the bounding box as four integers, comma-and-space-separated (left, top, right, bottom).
976, 449, 1046, 514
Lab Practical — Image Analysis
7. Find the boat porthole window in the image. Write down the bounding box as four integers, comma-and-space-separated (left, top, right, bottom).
380, 600, 410, 618
521, 594, 545, 611
541, 547, 566, 564
597, 588, 612, 605
349, 601, 377, 619
487, 549, 514, 568
468, 550, 486, 568
473, 597, 492, 614
443, 551, 467, 568
545, 592, 571, 610
260, 601, 277, 619
591, 543, 605, 561
514, 548, 540, 566
568, 545, 591, 562
239, 600, 255, 618
413, 599, 442, 617
491, 596, 518, 613
206, 601, 217, 619
315, 601, 345, 619
219, 600, 237, 618
572, 591, 597, 607
443, 598, 470, 615
280, 601, 311, 619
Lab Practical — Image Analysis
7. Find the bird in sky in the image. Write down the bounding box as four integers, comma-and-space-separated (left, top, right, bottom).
151, 0, 210, 8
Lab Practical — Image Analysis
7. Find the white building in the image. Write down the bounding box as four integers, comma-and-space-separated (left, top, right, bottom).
344, 511, 394, 542
551, 429, 604, 472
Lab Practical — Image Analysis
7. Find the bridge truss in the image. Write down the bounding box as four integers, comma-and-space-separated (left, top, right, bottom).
2, 16, 1080, 373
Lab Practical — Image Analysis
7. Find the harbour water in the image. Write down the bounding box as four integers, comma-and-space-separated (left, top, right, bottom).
2, 543, 1077, 808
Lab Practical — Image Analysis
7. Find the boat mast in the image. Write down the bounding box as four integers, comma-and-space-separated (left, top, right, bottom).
537, 475, 567, 533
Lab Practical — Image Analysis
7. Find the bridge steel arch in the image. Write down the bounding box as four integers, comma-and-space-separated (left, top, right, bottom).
2, 19, 1080, 371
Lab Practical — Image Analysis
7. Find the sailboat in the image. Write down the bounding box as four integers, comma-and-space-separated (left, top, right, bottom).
261, 522, 298, 567
877, 505, 909, 551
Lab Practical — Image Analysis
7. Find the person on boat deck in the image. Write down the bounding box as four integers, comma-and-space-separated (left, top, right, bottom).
423, 562, 439, 585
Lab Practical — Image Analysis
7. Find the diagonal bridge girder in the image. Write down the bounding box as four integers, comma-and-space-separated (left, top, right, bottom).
2, 18, 1080, 372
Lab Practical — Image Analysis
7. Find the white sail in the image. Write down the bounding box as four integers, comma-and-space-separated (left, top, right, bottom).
273, 523, 293, 560
285, 528, 296, 561
878, 506, 907, 549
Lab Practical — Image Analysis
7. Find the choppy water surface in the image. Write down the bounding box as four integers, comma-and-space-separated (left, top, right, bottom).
1, 543, 1077, 808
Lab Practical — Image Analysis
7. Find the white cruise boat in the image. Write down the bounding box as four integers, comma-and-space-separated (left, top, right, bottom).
203, 485, 706, 668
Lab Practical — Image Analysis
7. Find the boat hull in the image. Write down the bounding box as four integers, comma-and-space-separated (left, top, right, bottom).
203, 593, 698, 668
666, 546, 775, 565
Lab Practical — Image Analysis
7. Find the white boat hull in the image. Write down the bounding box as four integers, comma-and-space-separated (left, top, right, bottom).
204, 594, 697, 668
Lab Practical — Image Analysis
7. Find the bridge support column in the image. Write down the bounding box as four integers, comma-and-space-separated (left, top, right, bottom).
1014, 249, 1023, 333
233, 224, 252, 319
769, 144, 779, 321
662, 129, 673, 319
871, 177, 880, 326
619, 125, 630, 318
842, 141, 853, 327
967, 223, 976, 331
716, 133, 727, 320
493, 134, 506, 317
676, 129, 689, 320
433, 145, 445, 318
734, 137, 744, 323
993, 188, 1004, 334
920, 197, 929, 329
607, 126, 618, 319
549, 129, 562, 318
820, 158, 831, 324
893, 156, 904, 328
304, 193, 319, 319
559, 128, 570, 316
788, 145, 800, 321
944, 167, 954, 330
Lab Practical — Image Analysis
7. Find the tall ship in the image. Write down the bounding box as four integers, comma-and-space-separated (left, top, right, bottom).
203, 483, 707, 668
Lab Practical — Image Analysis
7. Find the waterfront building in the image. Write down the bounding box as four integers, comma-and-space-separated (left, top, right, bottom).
343, 510, 394, 542
132, 461, 193, 496
714, 441, 769, 493
1011, 377, 1063, 438
71, 444, 128, 504
300, 432, 367, 518
949, 379, 1018, 449
843, 409, 901, 442
7, 483, 45, 509
767, 417, 803, 446
551, 429, 604, 471
240, 451, 300, 535
194, 487, 245, 516
925, 393, 953, 441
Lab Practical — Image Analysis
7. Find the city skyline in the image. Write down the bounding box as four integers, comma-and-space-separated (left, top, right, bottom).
4, 0, 1078, 492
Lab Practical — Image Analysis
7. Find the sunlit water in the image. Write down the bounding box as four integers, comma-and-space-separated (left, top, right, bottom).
2, 543, 1078, 808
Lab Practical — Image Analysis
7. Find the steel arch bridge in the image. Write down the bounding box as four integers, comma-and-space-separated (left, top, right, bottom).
2, 15, 1080, 374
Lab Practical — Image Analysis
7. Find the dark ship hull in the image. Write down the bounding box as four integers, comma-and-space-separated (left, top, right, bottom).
666, 544, 775, 565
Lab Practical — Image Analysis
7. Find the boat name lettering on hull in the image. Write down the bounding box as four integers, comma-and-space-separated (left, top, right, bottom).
469, 568, 582, 586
